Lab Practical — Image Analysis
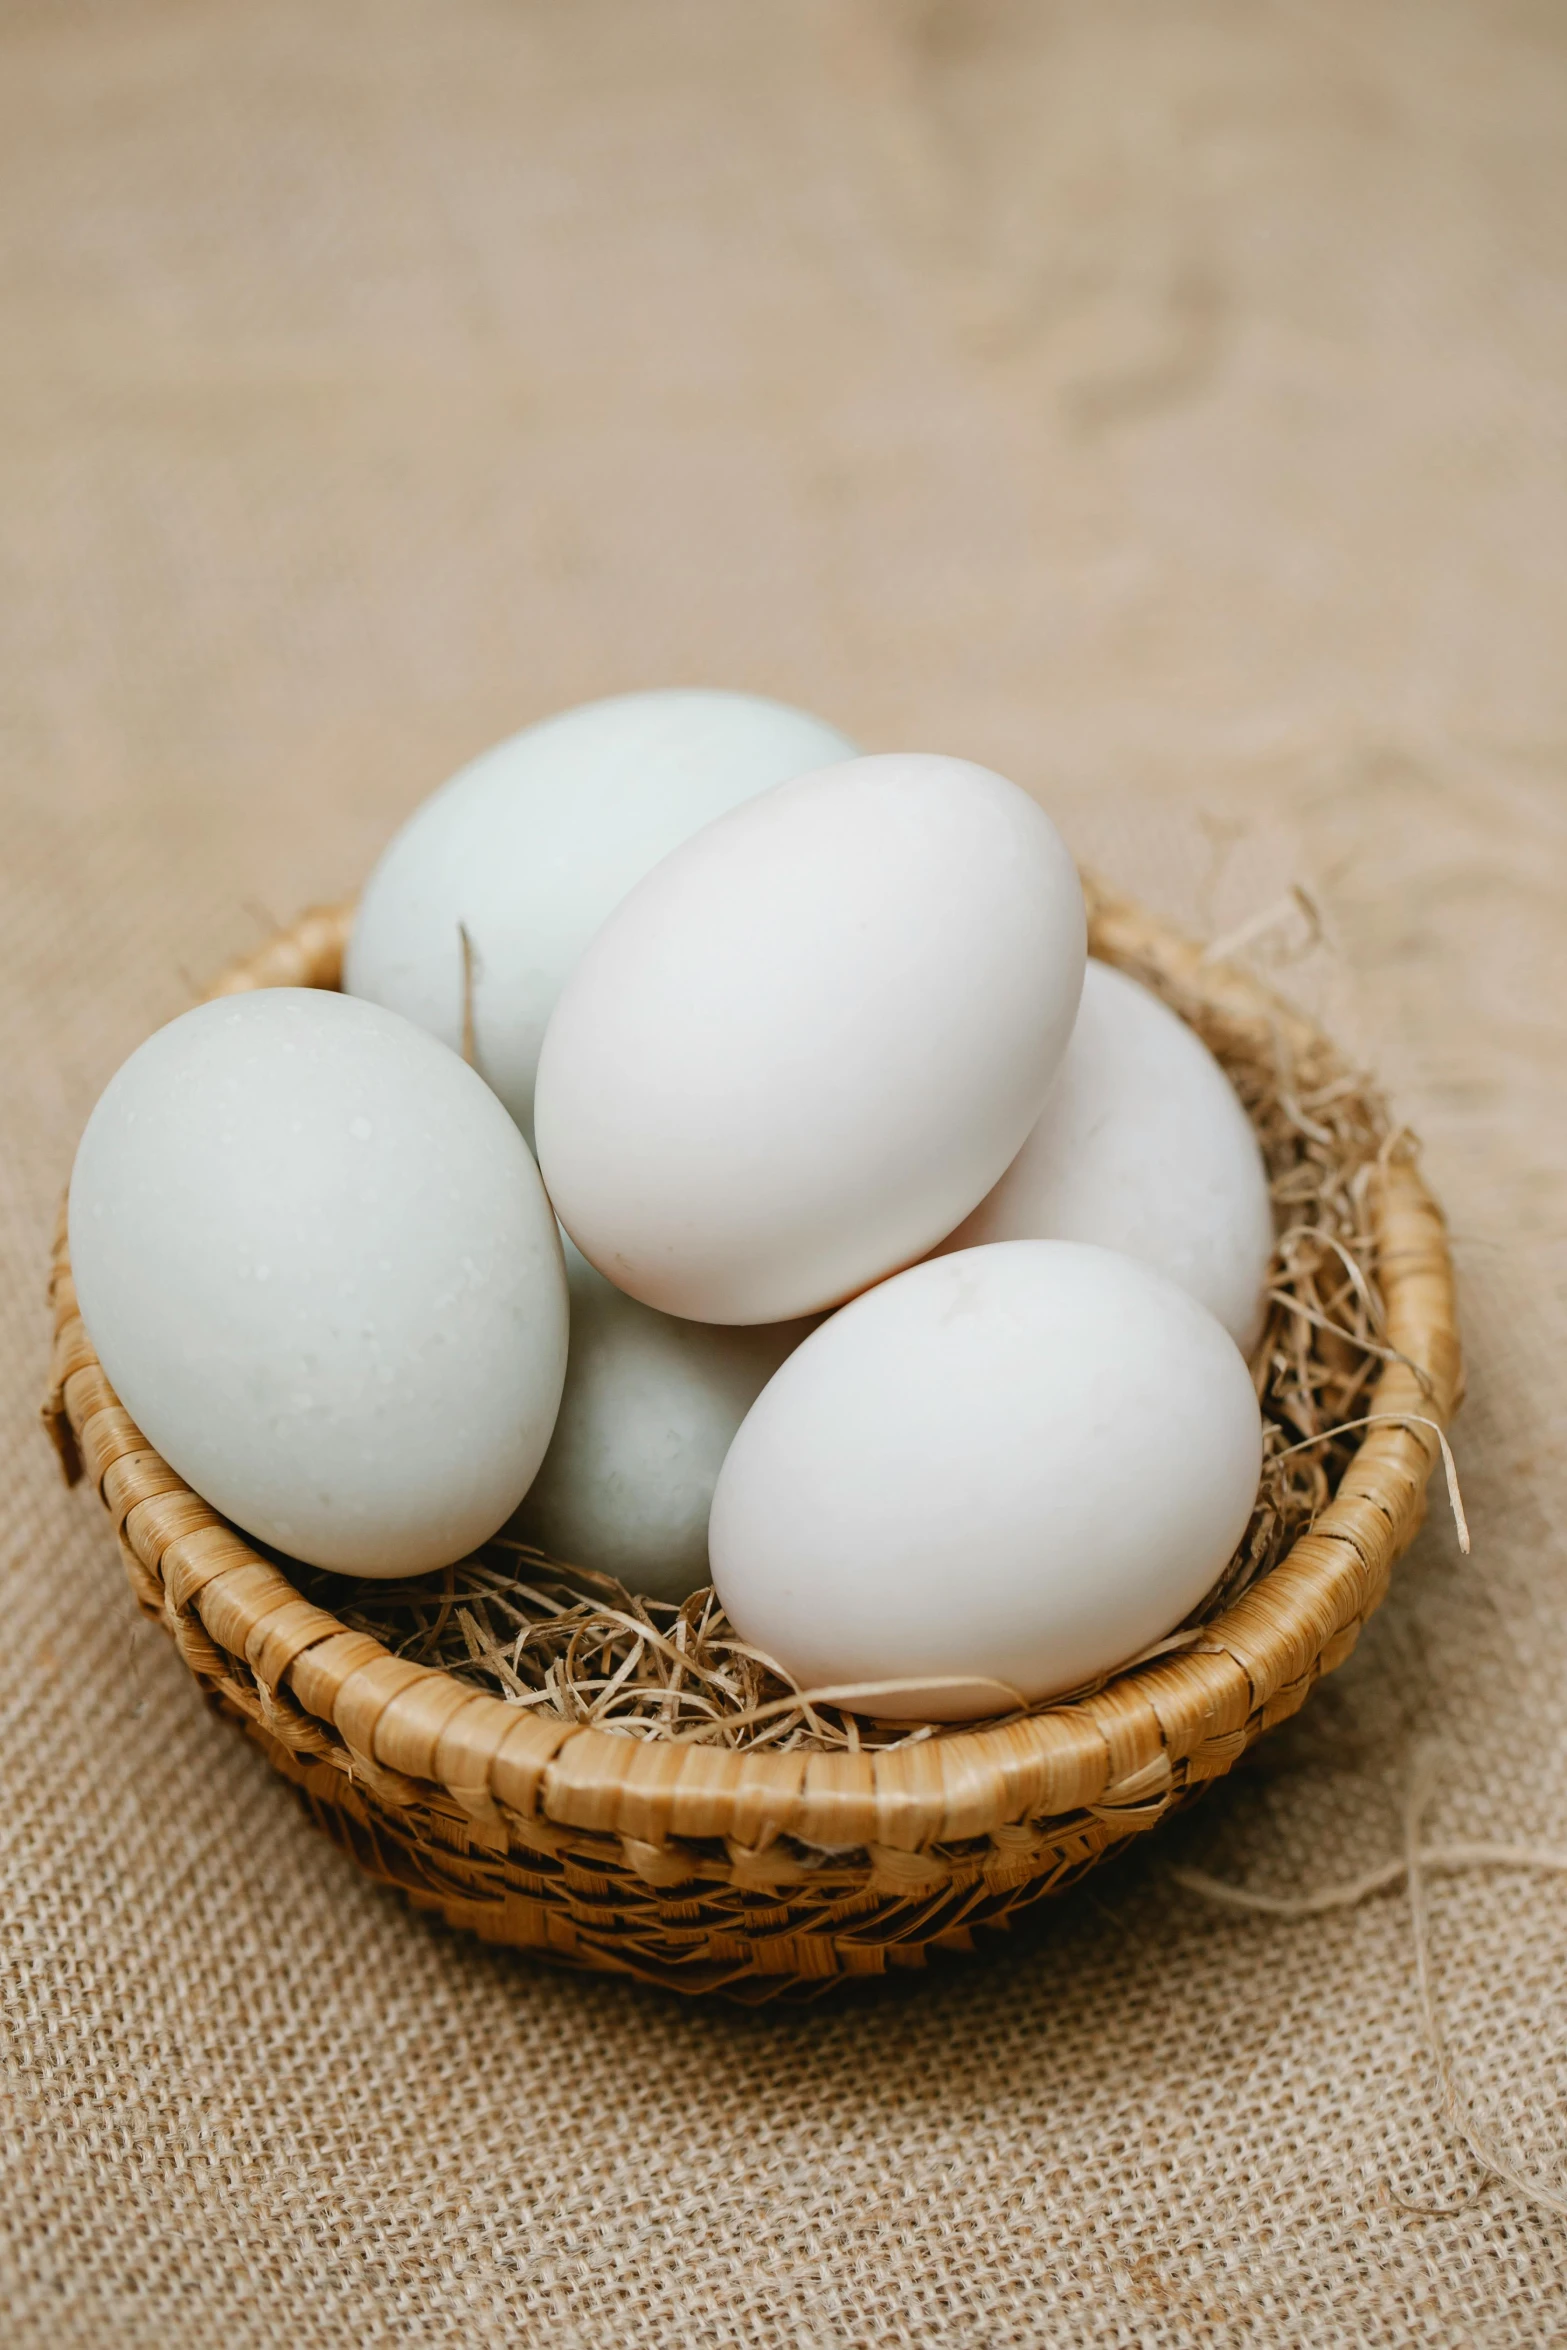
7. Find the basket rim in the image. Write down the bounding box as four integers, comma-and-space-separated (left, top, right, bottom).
45, 885, 1463, 1857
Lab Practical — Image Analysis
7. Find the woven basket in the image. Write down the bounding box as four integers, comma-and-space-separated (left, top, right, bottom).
44, 888, 1462, 2001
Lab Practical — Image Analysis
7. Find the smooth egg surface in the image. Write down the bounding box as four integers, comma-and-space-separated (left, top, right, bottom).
709, 1240, 1263, 1718
69, 990, 569, 1577
344, 688, 856, 1140
939, 958, 1275, 1349
511, 1240, 816, 1604
534, 753, 1087, 1324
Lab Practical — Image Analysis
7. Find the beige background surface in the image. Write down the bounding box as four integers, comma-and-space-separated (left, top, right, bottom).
4, 3, 1566, 2342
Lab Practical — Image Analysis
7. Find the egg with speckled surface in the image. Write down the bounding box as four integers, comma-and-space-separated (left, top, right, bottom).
68, 989, 568, 1577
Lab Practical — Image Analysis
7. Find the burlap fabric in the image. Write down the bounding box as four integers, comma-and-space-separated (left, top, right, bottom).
3, 3, 1564, 2341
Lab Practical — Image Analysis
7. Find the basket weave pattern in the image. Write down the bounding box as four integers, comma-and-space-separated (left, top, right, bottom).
43, 892, 1462, 2000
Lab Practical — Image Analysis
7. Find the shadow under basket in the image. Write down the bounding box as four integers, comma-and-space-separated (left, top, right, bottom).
43, 885, 1462, 2002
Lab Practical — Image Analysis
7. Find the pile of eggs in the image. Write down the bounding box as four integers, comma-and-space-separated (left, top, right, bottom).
69, 691, 1273, 1721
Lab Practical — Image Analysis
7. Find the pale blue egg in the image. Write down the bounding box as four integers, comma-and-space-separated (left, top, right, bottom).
512, 1240, 814, 1603
345, 688, 856, 1141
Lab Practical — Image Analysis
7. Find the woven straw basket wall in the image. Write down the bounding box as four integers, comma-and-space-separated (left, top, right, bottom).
42, 888, 1461, 2001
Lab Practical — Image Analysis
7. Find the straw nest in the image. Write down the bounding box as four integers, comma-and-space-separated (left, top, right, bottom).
44, 882, 1462, 2000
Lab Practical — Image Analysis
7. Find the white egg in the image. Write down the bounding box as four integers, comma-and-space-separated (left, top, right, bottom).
344, 688, 857, 1139
710, 1241, 1262, 1719
511, 1240, 815, 1603
939, 958, 1275, 1350
68, 990, 569, 1578
535, 754, 1086, 1324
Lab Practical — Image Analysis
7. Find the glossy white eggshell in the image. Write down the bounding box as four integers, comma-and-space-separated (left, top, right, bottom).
709, 1240, 1263, 1719
68, 990, 569, 1577
344, 688, 857, 1139
534, 754, 1087, 1324
940, 958, 1275, 1349
511, 1240, 815, 1603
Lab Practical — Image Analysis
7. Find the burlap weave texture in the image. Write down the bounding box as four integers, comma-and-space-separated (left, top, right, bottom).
3, 3, 1565, 2342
